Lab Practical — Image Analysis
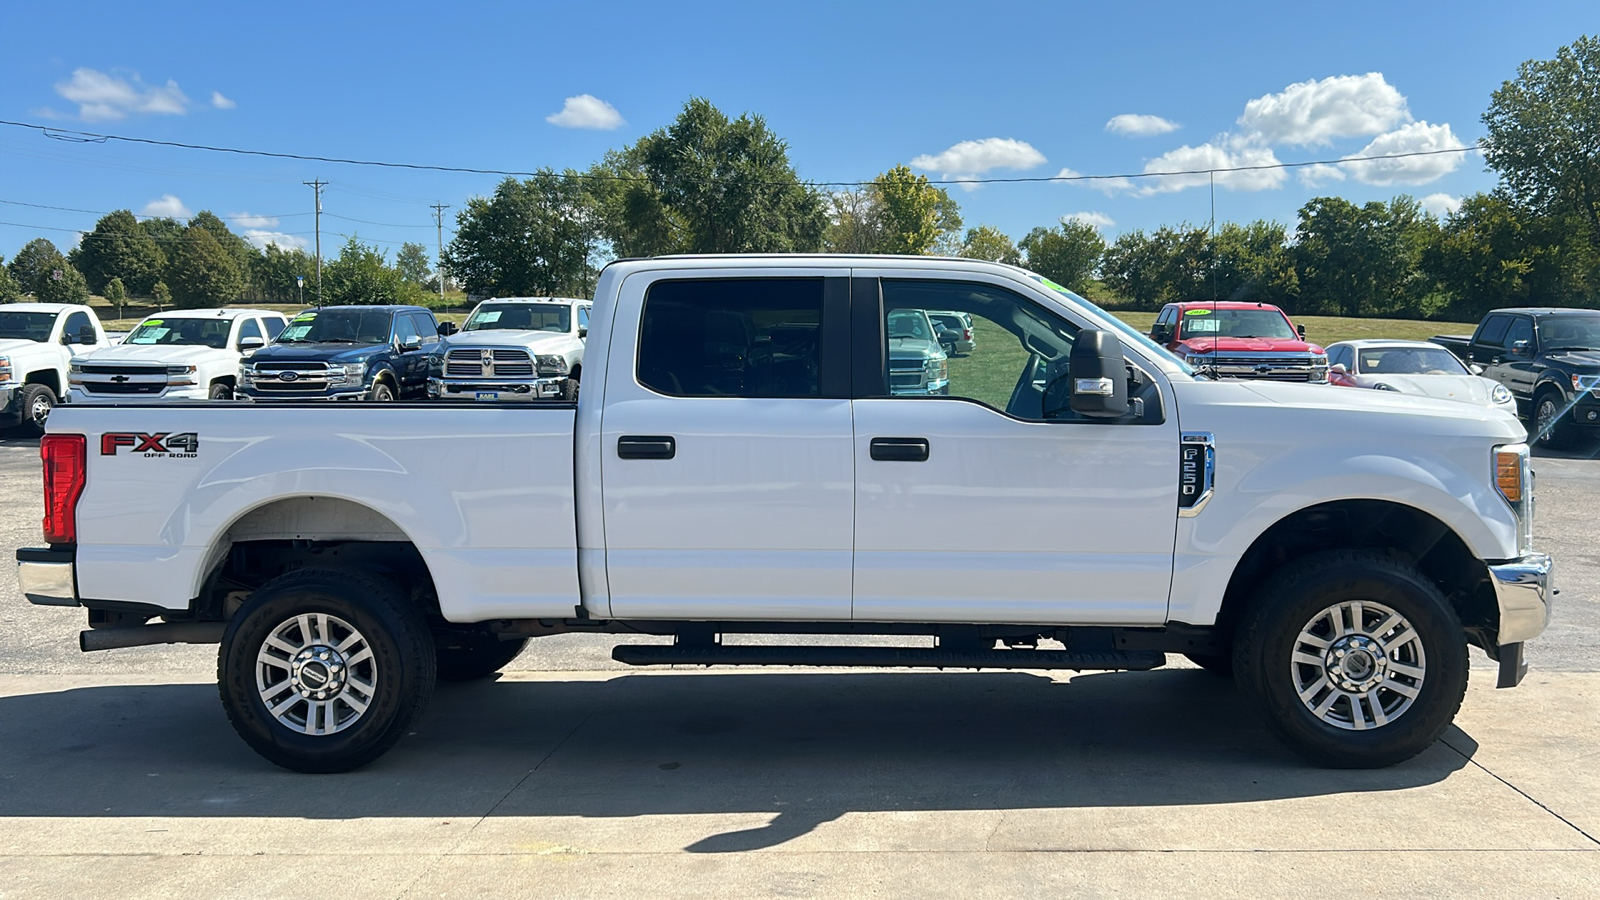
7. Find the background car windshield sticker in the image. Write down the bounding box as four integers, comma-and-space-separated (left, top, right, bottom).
1184, 309, 1212, 315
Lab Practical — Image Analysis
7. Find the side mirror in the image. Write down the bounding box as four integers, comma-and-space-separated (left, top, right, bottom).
437, 321, 458, 337
1044, 330, 1130, 419
238, 336, 265, 351
79, 325, 98, 344
1469, 363, 1485, 375
578, 326, 588, 338
1297, 324, 1307, 339
1510, 340, 1532, 358
1329, 363, 1347, 375
1150, 325, 1171, 343
398, 340, 422, 353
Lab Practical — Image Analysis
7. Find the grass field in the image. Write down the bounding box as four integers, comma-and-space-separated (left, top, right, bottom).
1108, 311, 1475, 345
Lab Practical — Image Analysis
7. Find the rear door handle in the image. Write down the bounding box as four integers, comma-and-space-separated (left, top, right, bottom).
870, 437, 929, 462
617, 435, 676, 460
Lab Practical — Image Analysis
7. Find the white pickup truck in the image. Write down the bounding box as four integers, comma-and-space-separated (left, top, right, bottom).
0, 303, 112, 434
16, 256, 1553, 774
426, 296, 591, 402
68, 308, 289, 403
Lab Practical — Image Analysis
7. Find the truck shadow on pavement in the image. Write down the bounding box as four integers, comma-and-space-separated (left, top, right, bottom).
0, 668, 1478, 850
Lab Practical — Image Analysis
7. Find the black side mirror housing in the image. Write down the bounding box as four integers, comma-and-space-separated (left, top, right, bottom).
437, 321, 459, 337
399, 341, 422, 353
1150, 324, 1171, 343
1297, 323, 1307, 339
578, 326, 588, 338
1044, 330, 1131, 419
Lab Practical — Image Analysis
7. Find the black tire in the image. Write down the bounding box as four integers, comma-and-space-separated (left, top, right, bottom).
19, 383, 55, 436
559, 374, 579, 403
369, 380, 396, 402
1183, 652, 1234, 676
217, 567, 436, 773
1233, 549, 1467, 769
208, 382, 233, 400
433, 627, 529, 681
1532, 389, 1574, 449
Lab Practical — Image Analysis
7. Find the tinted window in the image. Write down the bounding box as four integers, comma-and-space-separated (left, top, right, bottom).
1538, 315, 1600, 350
1329, 345, 1353, 370
262, 316, 287, 340
406, 312, 438, 342
1504, 317, 1534, 351
0, 312, 56, 340
638, 279, 822, 398
1476, 315, 1512, 348
237, 318, 262, 346
393, 314, 422, 347
63, 311, 92, 344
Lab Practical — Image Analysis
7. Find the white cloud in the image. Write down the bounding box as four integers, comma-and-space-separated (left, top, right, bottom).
1106, 114, 1179, 137
911, 138, 1046, 188
545, 94, 624, 129
243, 230, 307, 251
229, 212, 279, 229
140, 194, 191, 218
1138, 142, 1286, 194
1064, 211, 1116, 229
1336, 121, 1467, 185
211, 91, 236, 110
1238, 73, 1410, 146
1420, 193, 1463, 218
1056, 167, 1135, 195
54, 68, 189, 121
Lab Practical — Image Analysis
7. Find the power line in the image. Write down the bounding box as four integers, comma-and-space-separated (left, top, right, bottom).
0, 219, 314, 244
0, 198, 307, 222
0, 118, 1481, 188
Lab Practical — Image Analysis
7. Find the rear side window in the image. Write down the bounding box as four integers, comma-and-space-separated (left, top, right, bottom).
638, 279, 823, 398
1477, 315, 1512, 347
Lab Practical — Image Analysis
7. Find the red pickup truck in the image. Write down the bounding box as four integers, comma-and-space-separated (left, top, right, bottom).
1149, 301, 1328, 382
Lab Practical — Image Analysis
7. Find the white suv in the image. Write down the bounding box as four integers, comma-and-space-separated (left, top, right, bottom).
69, 309, 288, 403
427, 297, 590, 402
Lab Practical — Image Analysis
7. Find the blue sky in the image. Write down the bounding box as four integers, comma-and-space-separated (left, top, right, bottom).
2, 0, 1595, 263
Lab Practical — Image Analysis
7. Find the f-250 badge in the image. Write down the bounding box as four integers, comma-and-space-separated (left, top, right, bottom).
101, 432, 199, 458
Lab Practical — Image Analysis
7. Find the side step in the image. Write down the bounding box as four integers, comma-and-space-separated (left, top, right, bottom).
611, 644, 1164, 671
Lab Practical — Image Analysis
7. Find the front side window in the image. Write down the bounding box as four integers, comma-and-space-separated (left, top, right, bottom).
126, 317, 231, 348
407, 313, 439, 342
638, 279, 822, 398
275, 310, 394, 345
62, 311, 93, 345
1477, 315, 1512, 348
465, 303, 571, 333
1329, 345, 1353, 371
237, 318, 263, 346
1504, 318, 1535, 352
577, 306, 591, 333
393, 314, 422, 347
262, 316, 287, 340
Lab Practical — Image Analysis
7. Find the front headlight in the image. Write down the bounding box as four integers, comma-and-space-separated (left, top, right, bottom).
167, 364, 198, 386
1491, 384, 1513, 405
0, 356, 11, 384
428, 355, 444, 375
239, 366, 254, 384
1573, 374, 1600, 398
1495, 443, 1533, 553
333, 362, 368, 386
536, 355, 569, 375
1310, 355, 1329, 382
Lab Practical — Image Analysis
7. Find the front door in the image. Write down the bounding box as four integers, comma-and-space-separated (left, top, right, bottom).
851, 274, 1179, 625
599, 270, 855, 619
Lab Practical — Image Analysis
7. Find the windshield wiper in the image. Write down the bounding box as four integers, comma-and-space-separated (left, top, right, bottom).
1546, 345, 1600, 352
314, 338, 361, 344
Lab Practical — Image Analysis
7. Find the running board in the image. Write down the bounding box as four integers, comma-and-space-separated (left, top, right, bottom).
611, 644, 1165, 671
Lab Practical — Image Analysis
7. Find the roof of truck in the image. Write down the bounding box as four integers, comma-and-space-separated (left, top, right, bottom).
1, 303, 92, 314
1486, 307, 1600, 316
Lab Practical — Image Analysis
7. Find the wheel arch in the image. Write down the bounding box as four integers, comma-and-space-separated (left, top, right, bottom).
24, 368, 61, 394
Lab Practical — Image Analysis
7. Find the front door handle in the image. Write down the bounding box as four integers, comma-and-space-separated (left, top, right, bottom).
870, 437, 929, 462
617, 435, 676, 460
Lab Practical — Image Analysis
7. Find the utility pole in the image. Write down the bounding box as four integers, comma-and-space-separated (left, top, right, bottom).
304, 179, 328, 305
430, 202, 450, 304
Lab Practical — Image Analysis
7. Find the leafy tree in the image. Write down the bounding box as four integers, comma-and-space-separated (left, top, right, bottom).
166, 224, 245, 308
445, 173, 601, 298
37, 262, 90, 304
251, 244, 315, 303
396, 242, 434, 286
589, 97, 827, 256
74, 210, 166, 296
1423, 191, 1596, 318
7, 238, 71, 297
873, 165, 956, 255
1482, 36, 1600, 253
1293, 197, 1435, 318
823, 188, 883, 254
1210, 221, 1299, 308
1019, 221, 1106, 292
188, 211, 260, 296
323, 237, 419, 306
958, 225, 1020, 265
152, 281, 172, 311
104, 277, 127, 320
139, 217, 185, 248
0, 256, 21, 303
1100, 225, 1211, 310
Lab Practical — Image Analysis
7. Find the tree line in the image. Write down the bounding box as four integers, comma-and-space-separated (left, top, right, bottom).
5, 37, 1596, 322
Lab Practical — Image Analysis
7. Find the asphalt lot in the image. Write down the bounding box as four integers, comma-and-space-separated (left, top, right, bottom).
1, 426, 1596, 898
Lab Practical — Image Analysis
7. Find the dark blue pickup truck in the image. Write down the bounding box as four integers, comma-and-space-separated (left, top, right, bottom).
237, 305, 453, 401
1432, 307, 1600, 448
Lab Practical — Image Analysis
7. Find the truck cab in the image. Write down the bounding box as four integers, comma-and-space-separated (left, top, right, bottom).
1150, 301, 1328, 382
426, 297, 590, 402
238, 305, 443, 402
0, 303, 110, 433
68, 309, 288, 403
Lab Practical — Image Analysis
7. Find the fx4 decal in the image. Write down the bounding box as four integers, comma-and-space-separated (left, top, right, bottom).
101, 432, 199, 458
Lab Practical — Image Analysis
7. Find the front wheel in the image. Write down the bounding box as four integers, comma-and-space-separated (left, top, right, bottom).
217, 568, 435, 773
369, 380, 396, 402
559, 374, 579, 403
19, 383, 55, 436
1233, 550, 1467, 768
209, 382, 233, 400
1533, 390, 1574, 449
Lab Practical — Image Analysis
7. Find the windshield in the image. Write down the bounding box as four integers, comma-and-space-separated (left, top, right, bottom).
464, 303, 571, 333
0, 311, 57, 341
125, 317, 232, 349
1539, 315, 1600, 351
1179, 308, 1297, 340
1028, 274, 1197, 376
1356, 346, 1468, 376
887, 309, 934, 341
275, 309, 394, 345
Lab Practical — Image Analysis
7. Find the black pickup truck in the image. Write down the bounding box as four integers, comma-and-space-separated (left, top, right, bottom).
1432, 307, 1600, 447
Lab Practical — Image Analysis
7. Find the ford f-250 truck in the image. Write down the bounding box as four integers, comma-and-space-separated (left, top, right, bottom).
16, 256, 1552, 774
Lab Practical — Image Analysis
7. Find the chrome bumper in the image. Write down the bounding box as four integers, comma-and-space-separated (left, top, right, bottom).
1491, 552, 1553, 645
15, 548, 79, 607
427, 376, 565, 401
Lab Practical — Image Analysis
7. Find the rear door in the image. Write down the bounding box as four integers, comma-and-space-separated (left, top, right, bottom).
599, 268, 854, 619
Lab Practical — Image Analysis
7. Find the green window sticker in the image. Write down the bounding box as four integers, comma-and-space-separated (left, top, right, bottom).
1184, 308, 1212, 315
143, 318, 164, 327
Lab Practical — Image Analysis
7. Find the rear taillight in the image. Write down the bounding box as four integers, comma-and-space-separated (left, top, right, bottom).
963, 328, 971, 340
42, 434, 87, 545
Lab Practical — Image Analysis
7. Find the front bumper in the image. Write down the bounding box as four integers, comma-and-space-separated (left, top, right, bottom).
1488, 551, 1553, 688
427, 376, 566, 401
0, 383, 19, 425
16, 547, 78, 607
68, 385, 210, 404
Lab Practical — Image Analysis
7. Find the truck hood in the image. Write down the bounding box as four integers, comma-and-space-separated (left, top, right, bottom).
249, 343, 384, 365
1178, 336, 1324, 355
439, 330, 571, 351
0, 338, 48, 355
889, 336, 943, 360
1351, 374, 1504, 406
1543, 349, 1600, 371
78, 344, 231, 366
1182, 379, 1525, 441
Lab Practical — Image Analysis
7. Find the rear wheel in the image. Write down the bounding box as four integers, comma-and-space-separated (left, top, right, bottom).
218, 567, 435, 773
434, 627, 529, 681
1233, 550, 1467, 768
19, 383, 55, 436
